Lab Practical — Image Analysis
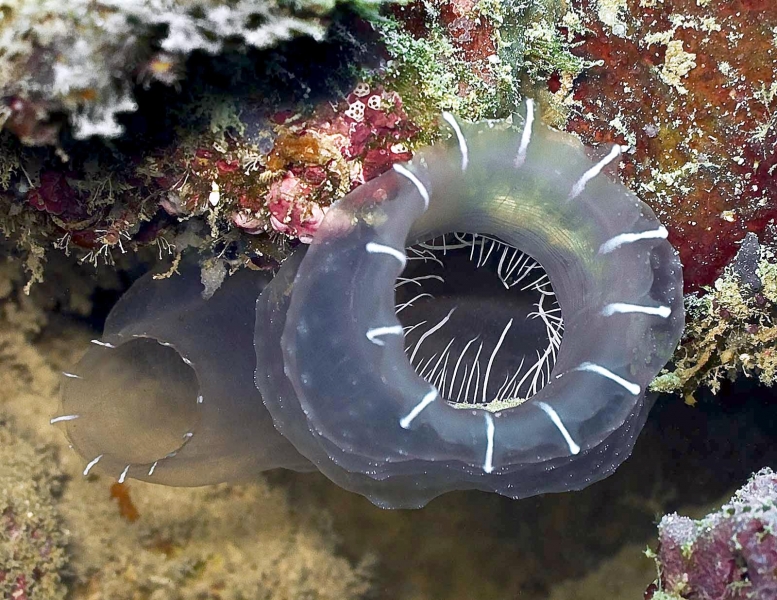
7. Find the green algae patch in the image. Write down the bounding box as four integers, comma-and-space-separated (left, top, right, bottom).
379, 0, 587, 129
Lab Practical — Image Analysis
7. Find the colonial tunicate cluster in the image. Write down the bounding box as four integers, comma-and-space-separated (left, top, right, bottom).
56, 100, 684, 508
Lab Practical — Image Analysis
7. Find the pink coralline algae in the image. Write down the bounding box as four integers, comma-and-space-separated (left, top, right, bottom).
265, 85, 415, 186
648, 468, 777, 600
2, 82, 420, 276
152, 85, 417, 245
234, 85, 416, 242
265, 172, 327, 243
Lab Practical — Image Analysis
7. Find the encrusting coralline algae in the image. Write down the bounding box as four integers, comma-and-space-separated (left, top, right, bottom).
648, 468, 777, 600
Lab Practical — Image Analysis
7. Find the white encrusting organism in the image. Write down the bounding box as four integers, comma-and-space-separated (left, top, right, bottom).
366, 241, 407, 267
598, 226, 669, 254
536, 401, 581, 455
602, 302, 672, 318
574, 362, 641, 396
399, 388, 439, 429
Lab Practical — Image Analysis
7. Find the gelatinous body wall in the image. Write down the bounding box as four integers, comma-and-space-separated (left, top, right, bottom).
256, 103, 684, 507
58, 102, 684, 509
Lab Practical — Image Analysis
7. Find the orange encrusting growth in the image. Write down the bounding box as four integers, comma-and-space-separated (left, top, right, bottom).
110, 482, 140, 523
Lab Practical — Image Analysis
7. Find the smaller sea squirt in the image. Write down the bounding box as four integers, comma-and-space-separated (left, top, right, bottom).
56, 100, 684, 509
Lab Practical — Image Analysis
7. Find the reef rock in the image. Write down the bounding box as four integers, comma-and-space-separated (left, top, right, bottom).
648, 467, 777, 600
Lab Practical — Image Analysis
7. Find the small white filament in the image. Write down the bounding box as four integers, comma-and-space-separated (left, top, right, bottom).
481, 319, 513, 404
83, 454, 103, 476
148, 461, 159, 476
61, 371, 82, 379
118, 465, 130, 484
90, 339, 116, 348
514, 97, 535, 168
598, 226, 669, 254
568, 144, 628, 200
392, 164, 431, 210
50, 414, 79, 424
575, 362, 641, 395
409, 308, 456, 365
483, 412, 495, 473
367, 325, 404, 346
442, 112, 469, 171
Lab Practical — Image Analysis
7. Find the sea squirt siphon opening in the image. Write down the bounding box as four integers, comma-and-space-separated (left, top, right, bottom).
259, 100, 684, 507
58, 263, 310, 485
398, 233, 562, 412
61, 337, 202, 469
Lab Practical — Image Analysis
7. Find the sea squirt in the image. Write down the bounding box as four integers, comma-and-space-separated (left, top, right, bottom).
256, 100, 684, 507
57, 100, 684, 508
58, 264, 312, 486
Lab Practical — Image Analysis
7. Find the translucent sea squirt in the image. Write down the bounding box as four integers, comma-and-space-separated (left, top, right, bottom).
256, 101, 684, 507
58, 101, 684, 508
59, 264, 311, 486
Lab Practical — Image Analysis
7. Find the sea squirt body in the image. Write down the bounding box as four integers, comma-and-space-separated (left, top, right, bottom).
59, 101, 683, 508
256, 102, 684, 508
60, 263, 312, 486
